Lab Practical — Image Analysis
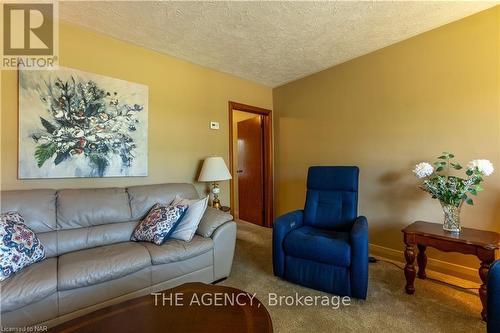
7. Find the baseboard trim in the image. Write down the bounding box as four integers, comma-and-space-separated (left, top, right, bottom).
369, 243, 480, 283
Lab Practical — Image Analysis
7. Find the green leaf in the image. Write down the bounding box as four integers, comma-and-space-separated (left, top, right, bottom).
448, 154, 455, 158
466, 198, 474, 205
466, 169, 473, 176
469, 189, 477, 196
438, 155, 447, 160
476, 184, 484, 192
34, 143, 56, 167
436, 166, 444, 172
451, 163, 462, 170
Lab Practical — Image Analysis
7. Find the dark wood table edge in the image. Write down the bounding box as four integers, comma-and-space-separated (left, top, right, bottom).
49, 282, 273, 333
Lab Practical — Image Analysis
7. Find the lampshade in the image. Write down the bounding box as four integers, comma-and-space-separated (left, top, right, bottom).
198, 156, 232, 182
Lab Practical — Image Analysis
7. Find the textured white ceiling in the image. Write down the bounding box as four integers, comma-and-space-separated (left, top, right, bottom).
60, 1, 498, 87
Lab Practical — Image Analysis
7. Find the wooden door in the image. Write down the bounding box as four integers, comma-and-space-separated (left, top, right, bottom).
237, 116, 264, 225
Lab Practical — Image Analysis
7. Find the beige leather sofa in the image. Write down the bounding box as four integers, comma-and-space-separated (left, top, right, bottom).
0, 183, 237, 328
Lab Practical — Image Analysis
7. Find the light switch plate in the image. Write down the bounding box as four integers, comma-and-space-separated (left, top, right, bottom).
210, 121, 220, 130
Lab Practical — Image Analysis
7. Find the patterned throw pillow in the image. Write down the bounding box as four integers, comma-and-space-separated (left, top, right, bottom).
131, 203, 188, 245
0, 212, 46, 281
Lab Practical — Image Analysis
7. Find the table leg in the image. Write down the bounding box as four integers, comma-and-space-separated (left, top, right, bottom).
417, 244, 427, 279
479, 260, 492, 321
404, 245, 416, 294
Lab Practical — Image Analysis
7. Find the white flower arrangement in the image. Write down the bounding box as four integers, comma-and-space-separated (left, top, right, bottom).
467, 159, 494, 176
413, 152, 493, 207
413, 162, 434, 179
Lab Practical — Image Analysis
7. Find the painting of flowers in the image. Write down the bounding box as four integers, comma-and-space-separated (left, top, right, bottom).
19, 67, 148, 178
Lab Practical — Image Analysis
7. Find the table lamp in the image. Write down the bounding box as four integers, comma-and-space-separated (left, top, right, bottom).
198, 156, 232, 209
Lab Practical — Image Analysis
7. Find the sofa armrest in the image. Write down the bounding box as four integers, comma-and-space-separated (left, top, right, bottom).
273, 210, 303, 277
212, 221, 237, 280
349, 216, 369, 299
196, 207, 233, 238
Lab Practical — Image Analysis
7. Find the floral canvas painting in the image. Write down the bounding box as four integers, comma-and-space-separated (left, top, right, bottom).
19, 67, 148, 178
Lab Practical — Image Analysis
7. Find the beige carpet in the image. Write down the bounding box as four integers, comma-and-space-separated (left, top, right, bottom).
220, 220, 485, 333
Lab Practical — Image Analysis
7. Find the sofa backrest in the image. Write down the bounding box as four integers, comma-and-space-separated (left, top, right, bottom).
304, 166, 359, 231
0, 183, 200, 257
1, 189, 58, 257
128, 183, 199, 220
57, 188, 132, 229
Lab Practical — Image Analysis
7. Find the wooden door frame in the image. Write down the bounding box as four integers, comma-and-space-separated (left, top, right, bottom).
228, 101, 273, 228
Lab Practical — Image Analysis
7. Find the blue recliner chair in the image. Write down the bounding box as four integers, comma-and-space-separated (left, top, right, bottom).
488, 260, 500, 332
273, 166, 369, 299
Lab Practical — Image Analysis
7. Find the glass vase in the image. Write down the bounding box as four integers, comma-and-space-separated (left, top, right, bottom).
440, 200, 463, 233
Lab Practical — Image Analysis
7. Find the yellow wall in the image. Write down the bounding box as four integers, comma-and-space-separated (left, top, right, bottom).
273, 7, 500, 278
0, 22, 273, 206
231, 110, 260, 218
1, 6, 499, 280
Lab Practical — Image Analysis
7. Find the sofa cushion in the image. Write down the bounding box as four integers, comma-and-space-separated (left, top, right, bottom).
38, 231, 58, 258
283, 226, 351, 267
141, 235, 213, 265
56, 221, 138, 256
1, 212, 46, 281
0, 189, 57, 233
196, 207, 233, 238
127, 183, 199, 220
58, 242, 151, 290
0, 258, 57, 312
57, 188, 132, 229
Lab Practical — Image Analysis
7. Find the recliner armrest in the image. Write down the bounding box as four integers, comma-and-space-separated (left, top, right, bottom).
196, 207, 233, 238
350, 216, 368, 243
488, 260, 500, 332
349, 215, 369, 299
273, 210, 303, 277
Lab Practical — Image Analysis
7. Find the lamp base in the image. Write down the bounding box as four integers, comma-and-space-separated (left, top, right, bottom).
211, 182, 221, 210
212, 198, 221, 210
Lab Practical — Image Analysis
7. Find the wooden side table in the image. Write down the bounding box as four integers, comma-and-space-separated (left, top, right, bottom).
402, 221, 500, 321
